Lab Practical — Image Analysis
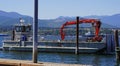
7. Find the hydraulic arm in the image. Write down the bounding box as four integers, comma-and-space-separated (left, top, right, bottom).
60, 19, 102, 42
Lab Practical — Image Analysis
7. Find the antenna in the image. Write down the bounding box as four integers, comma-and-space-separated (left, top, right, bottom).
19, 18, 24, 25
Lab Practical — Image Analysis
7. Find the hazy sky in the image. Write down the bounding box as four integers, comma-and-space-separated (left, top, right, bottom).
0, 0, 120, 19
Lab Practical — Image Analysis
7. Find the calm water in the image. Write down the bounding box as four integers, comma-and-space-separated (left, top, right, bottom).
0, 35, 117, 66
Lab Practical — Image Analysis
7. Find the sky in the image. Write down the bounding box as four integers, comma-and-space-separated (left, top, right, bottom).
0, 0, 120, 19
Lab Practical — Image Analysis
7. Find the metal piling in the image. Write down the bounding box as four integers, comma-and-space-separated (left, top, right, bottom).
75, 16, 79, 55
114, 30, 120, 61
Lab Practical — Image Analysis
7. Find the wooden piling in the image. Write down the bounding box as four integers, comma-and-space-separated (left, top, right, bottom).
75, 16, 79, 55
114, 30, 120, 61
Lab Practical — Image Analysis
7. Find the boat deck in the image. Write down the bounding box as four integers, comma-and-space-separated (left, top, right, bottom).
3, 46, 105, 53
3, 40, 106, 53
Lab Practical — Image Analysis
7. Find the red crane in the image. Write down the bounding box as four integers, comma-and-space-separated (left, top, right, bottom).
60, 19, 102, 42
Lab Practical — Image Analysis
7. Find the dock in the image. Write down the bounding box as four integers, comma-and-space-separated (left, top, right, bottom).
0, 59, 91, 66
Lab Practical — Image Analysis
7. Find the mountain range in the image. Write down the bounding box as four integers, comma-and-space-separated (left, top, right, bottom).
0, 10, 119, 28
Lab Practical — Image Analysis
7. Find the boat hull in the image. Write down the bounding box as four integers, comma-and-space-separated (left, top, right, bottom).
3, 40, 106, 53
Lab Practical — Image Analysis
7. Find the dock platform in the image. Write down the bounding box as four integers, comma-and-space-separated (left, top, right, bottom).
0, 59, 91, 66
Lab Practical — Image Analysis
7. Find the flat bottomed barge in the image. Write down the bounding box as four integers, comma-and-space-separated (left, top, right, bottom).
3, 40, 106, 53
2, 18, 114, 54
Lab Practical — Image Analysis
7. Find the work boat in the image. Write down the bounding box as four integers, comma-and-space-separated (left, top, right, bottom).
3, 18, 32, 46
2, 18, 107, 54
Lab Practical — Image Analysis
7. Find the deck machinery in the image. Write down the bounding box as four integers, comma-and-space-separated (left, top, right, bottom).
60, 19, 103, 42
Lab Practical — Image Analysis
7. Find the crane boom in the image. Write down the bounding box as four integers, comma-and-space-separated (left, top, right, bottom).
60, 19, 102, 42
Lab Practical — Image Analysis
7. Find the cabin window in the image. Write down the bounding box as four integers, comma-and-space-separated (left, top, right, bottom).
26, 26, 31, 32
22, 26, 25, 32
15, 26, 21, 32
15, 26, 25, 32
15, 26, 31, 32
15, 27, 19, 32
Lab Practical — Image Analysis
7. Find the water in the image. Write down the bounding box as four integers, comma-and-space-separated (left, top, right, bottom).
0, 35, 116, 66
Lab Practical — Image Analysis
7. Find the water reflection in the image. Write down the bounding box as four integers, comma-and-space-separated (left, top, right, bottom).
0, 50, 116, 66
